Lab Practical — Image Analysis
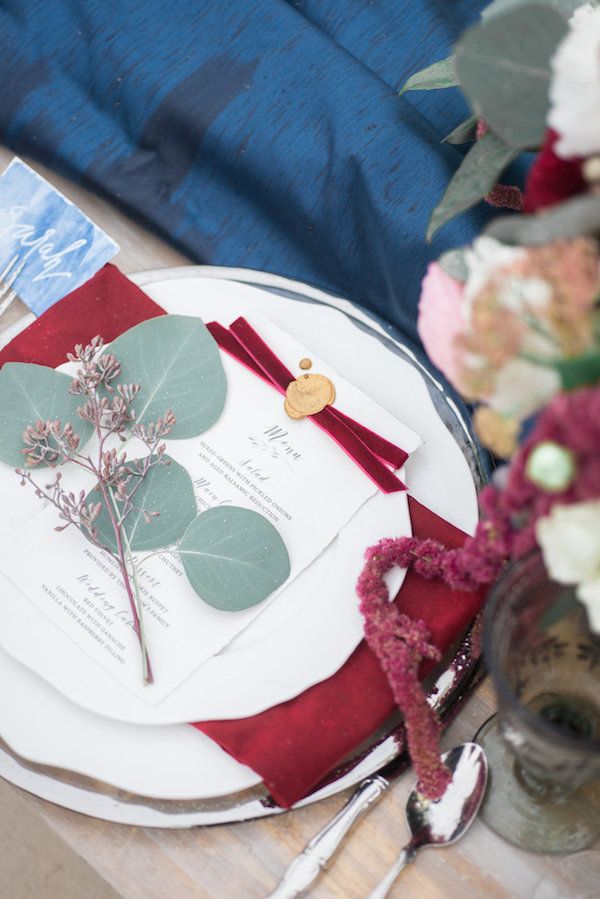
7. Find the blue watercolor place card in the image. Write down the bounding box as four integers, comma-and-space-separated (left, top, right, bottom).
0, 158, 118, 315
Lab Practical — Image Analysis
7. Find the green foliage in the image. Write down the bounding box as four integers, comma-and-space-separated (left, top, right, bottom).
3, 317, 291, 628
443, 115, 479, 145
178, 506, 291, 611
438, 247, 469, 281
0, 363, 93, 467
427, 132, 516, 241
107, 315, 227, 439
91, 455, 197, 552
399, 56, 457, 95
455, 3, 568, 149
482, 0, 582, 19
552, 353, 600, 391
486, 195, 600, 246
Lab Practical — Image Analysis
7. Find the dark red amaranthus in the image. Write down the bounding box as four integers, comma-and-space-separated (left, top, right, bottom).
357, 385, 600, 797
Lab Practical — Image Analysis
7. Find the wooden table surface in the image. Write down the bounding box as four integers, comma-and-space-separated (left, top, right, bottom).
1, 147, 599, 899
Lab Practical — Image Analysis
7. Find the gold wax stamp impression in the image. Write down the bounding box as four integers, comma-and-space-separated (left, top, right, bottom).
285, 364, 336, 419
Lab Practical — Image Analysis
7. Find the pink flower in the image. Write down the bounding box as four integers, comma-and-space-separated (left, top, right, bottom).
417, 263, 465, 388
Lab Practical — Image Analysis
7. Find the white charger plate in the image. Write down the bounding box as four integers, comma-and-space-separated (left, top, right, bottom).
0, 279, 412, 723
0, 267, 480, 806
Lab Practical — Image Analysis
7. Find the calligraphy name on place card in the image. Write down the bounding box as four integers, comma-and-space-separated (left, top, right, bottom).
0, 157, 118, 315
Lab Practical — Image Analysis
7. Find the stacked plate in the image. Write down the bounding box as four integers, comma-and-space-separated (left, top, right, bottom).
0, 268, 482, 826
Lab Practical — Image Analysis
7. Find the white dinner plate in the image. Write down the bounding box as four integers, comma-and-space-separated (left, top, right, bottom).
0, 648, 261, 798
0, 267, 479, 802
0, 279, 411, 723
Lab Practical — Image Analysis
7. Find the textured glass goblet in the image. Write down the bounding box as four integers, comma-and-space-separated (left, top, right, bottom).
477, 551, 600, 853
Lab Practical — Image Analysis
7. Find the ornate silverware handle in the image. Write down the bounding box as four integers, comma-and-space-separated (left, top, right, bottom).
268, 628, 483, 898
267, 775, 389, 899
367, 845, 417, 899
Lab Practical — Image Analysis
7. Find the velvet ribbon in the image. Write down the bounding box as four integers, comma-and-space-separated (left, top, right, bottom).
207, 318, 407, 493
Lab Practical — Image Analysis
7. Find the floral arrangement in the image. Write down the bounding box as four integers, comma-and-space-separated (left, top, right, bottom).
359, 0, 600, 797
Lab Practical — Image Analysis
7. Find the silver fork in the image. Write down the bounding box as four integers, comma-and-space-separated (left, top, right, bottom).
0, 254, 26, 317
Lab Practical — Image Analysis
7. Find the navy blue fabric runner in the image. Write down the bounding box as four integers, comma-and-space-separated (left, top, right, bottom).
0, 0, 488, 346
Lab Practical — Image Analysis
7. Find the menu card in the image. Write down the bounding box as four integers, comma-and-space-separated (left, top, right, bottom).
0, 313, 421, 702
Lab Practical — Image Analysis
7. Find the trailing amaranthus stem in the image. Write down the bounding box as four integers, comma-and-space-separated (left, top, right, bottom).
357, 539, 451, 799
357, 387, 600, 793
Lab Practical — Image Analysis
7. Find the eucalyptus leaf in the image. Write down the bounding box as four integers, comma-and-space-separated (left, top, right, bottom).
552, 353, 600, 391
485, 195, 600, 245
455, 4, 568, 149
482, 0, 531, 17
438, 247, 470, 281
427, 132, 516, 241
178, 506, 290, 611
106, 315, 227, 439
443, 115, 479, 145
0, 363, 93, 467
399, 56, 456, 95
91, 455, 197, 552
482, 0, 581, 19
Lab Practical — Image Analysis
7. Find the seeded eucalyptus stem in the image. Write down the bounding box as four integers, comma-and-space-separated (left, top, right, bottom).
86, 360, 154, 684
108, 487, 153, 685
125, 550, 152, 685
18, 335, 175, 685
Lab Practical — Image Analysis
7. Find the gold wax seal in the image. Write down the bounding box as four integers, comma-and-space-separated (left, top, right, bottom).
299, 357, 312, 370
283, 400, 305, 420
285, 373, 336, 419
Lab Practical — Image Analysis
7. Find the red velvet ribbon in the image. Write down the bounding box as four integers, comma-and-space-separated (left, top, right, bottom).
206, 317, 408, 493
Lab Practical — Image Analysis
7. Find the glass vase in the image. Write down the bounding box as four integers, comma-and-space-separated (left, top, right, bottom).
477, 551, 600, 853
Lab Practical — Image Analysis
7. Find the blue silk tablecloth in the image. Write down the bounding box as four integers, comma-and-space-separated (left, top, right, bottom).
0, 0, 490, 349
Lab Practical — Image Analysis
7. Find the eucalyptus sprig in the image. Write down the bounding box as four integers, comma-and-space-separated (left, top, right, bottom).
2, 315, 291, 686
17, 336, 176, 684
400, 0, 577, 239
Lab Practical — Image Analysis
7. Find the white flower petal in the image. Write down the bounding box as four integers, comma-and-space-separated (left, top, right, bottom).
537, 501, 600, 585
570, 4, 595, 27
488, 359, 560, 420
549, 7, 600, 158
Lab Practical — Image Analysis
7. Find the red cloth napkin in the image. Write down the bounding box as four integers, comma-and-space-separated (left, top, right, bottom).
0, 264, 485, 807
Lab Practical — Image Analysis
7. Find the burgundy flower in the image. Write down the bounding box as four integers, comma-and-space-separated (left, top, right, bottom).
523, 129, 586, 213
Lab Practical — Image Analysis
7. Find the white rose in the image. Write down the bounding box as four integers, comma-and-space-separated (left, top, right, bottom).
536, 501, 600, 633
548, 7, 600, 158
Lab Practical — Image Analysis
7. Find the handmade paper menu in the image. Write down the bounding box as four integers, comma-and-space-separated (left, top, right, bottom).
0, 313, 421, 703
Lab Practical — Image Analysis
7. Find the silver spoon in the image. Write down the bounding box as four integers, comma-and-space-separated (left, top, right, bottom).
368, 742, 488, 899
